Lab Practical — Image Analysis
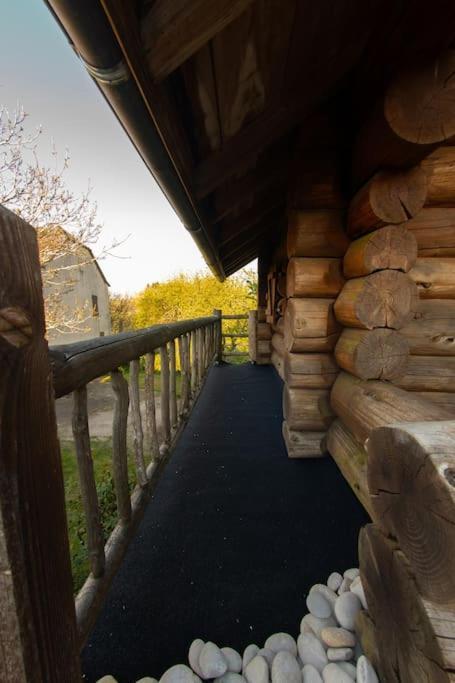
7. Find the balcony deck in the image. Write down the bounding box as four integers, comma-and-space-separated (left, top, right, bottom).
82, 363, 369, 682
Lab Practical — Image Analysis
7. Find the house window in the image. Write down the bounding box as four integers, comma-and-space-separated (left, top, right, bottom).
92, 294, 99, 317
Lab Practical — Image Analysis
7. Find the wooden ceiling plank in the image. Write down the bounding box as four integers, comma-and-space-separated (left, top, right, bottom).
219, 201, 284, 247
141, 0, 254, 83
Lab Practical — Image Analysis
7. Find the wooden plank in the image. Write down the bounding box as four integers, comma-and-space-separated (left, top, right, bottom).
0, 206, 80, 681
129, 359, 147, 486
141, 0, 254, 82
144, 351, 160, 460
72, 387, 105, 578
110, 369, 132, 524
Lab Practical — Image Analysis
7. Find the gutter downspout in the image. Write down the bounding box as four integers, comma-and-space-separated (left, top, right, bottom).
43, 0, 225, 281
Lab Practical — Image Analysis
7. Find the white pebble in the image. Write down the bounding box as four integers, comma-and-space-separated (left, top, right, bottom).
199, 642, 228, 679
136, 679, 158, 683
265, 633, 297, 657
215, 674, 246, 683
337, 578, 352, 595
243, 645, 259, 672
310, 585, 337, 608
327, 573, 343, 592
343, 568, 359, 581
302, 664, 323, 683
222, 648, 242, 674
161, 665, 197, 683
244, 655, 269, 683
337, 662, 356, 679
301, 615, 337, 639
334, 592, 362, 631
322, 663, 353, 683
97, 678, 118, 683
327, 648, 353, 662
257, 648, 276, 666
306, 591, 331, 619
271, 651, 301, 683
357, 655, 379, 683
297, 633, 328, 673
189, 639, 204, 676
350, 576, 368, 610
320, 628, 356, 648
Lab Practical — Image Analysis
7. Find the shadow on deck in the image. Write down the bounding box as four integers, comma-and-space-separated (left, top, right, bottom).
82, 364, 369, 682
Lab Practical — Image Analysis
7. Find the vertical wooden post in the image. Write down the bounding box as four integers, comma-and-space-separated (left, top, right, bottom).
159, 345, 171, 450
169, 339, 178, 430
110, 369, 132, 525
144, 351, 160, 460
191, 329, 198, 395
72, 386, 105, 578
197, 327, 204, 384
213, 309, 222, 362
178, 336, 189, 417
129, 359, 147, 486
248, 309, 258, 363
0, 207, 80, 681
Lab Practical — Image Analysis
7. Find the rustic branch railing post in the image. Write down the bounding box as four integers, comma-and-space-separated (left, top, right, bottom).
213, 309, 223, 361
129, 359, 147, 487
144, 351, 160, 460
178, 335, 189, 417
0, 206, 80, 681
197, 327, 204, 385
169, 339, 178, 430
73, 386, 105, 578
248, 309, 257, 362
110, 369, 132, 525
160, 345, 171, 451
191, 329, 198, 395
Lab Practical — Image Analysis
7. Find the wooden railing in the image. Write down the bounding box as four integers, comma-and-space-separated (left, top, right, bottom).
220, 313, 249, 360
50, 311, 223, 645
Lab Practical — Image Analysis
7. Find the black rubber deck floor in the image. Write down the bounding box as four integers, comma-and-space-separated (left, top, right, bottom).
82, 364, 369, 682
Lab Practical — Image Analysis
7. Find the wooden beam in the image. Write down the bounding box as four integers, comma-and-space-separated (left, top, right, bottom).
219, 200, 284, 247
219, 220, 279, 261
141, 0, 254, 83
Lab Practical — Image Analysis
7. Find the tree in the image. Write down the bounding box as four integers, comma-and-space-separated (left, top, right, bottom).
0, 105, 117, 335
110, 293, 136, 333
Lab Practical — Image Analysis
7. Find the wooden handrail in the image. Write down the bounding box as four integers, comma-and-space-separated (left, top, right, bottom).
221, 313, 248, 320
50, 315, 217, 398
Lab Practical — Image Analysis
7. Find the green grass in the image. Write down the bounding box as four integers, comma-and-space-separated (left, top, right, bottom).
61, 438, 137, 594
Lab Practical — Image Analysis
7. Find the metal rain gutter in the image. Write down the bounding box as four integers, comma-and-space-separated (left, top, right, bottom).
43, 0, 226, 281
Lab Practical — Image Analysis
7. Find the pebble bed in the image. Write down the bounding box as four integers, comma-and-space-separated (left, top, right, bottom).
96, 567, 379, 683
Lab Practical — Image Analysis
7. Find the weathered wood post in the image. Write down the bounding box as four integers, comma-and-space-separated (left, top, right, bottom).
213, 309, 222, 362
248, 309, 257, 362
111, 369, 132, 524
0, 206, 80, 681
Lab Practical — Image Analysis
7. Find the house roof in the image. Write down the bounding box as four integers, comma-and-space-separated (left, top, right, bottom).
45, 0, 455, 280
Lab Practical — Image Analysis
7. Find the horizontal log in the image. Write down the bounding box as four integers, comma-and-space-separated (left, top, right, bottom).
405, 207, 455, 256
271, 332, 285, 357
282, 422, 326, 459
257, 322, 272, 340
287, 210, 349, 258
400, 300, 455, 355
421, 146, 455, 206
284, 298, 340, 352
394, 356, 455, 392
325, 419, 374, 519
343, 225, 417, 278
359, 524, 455, 682
415, 392, 455, 414
368, 420, 455, 604
347, 167, 427, 236
271, 350, 284, 381
222, 313, 249, 320
409, 257, 455, 299
335, 328, 409, 380
330, 371, 451, 445
50, 316, 217, 398
334, 270, 418, 330
284, 352, 338, 389
287, 257, 345, 298
283, 386, 329, 431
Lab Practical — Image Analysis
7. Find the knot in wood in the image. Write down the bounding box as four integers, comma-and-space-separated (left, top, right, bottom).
443, 466, 455, 487
0, 307, 33, 348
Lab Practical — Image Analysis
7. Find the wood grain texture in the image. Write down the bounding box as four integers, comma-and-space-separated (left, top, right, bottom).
409, 257, 455, 299
335, 328, 409, 380
405, 208, 455, 256
343, 225, 417, 278
111, 369, 132, 524
159, 345, 171, 449
287, 257, 344, 298
169, 339, 178, 429
129, 359, 147, 486
284, 297, 340, 352
367, 421, 455, 604
284, 352, 338, 389
0, 206, 80, 681
144, 351, 160, 459
283, 386, 330, 431
394, 355, 455, 392
421, 146, 455, 206
359, 524, 455, 682
401, 300, 455, 355
282, 422, 326, 459
287, 210, 349, 258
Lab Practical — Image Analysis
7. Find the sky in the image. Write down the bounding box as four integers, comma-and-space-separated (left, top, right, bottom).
0, 0, 214, 294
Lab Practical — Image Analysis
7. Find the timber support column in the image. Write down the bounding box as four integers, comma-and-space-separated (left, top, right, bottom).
213, 308, 222, 363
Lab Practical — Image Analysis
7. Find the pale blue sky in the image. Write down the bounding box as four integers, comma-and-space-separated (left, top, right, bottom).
0, 0, 220, 294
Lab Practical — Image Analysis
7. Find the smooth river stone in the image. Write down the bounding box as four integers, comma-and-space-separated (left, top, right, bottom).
271, 651, 301, 683
350, 576, 368, 610
302, 665, 323, 683
97, 678, 118, 683
322, 664, 354, 683
306, 591, 331, 619
327, 648, 353, 662
189, 639, 204, 676
320, 627, 356, 648
136, 679, 159, 683
310, 585, 337, 608
199, 643, 228, 679
337, 662, 356, 679
327, 573, 343, 592
265, 632, 297, 657
297, 633, 328, 673
222, 648, 242, 674
337, 578, 352, 595
334, 592, 362, 631
257, 648, 275, 666
344, 568, 360, 581
244, 655, 269, 683
357, 655, 379, 683
215, 674, 246, 683
301, 614, 337, 639
243, 645, 259, 672
161, 665, 197, 683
